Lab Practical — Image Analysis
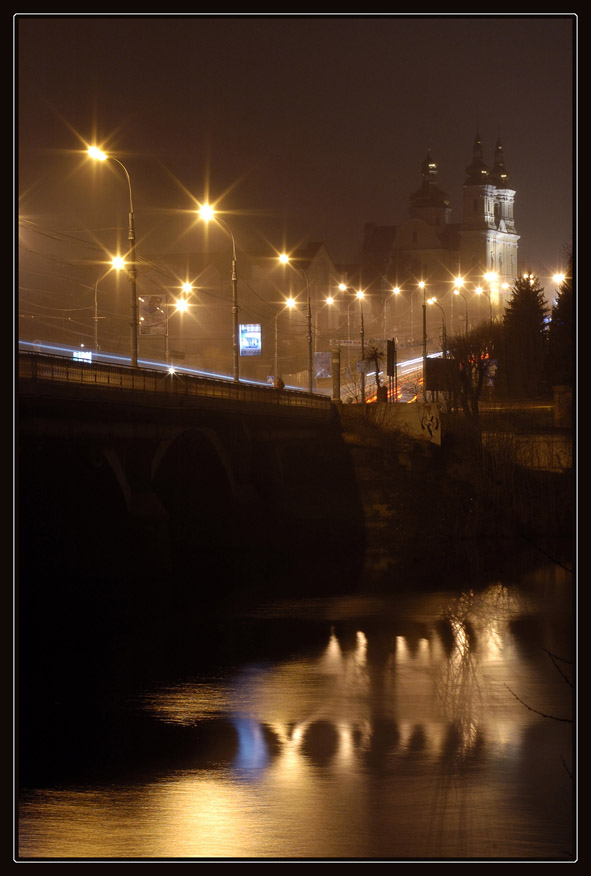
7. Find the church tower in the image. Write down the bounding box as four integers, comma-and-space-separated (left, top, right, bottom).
459, 132, 519, 316
489, 136, 519, 296
408, 149, 452, 227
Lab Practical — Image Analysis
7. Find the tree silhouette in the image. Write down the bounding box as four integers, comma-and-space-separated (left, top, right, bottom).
546, 254, 573, 388
501, 272, 549, 397
447, 320, 501, 420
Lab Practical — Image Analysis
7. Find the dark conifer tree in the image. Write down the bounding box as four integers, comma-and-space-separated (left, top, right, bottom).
502, 272, 549, 397
546, 254, 574, 387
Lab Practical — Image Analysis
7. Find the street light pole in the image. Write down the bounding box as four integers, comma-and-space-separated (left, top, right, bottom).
476, 285, 493, 321
454, 288, 469, 334
419, 281, 427, 400
87, 148, 138, 368
428, 298, 447, 356
359, 291, 365, 404
383, 286, 400, 340
93, 255, 125, 353
280, 255, 313, 394
198, 206, 239, 383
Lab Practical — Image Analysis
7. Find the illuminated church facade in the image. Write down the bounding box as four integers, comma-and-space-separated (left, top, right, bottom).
357, 132, 520, 351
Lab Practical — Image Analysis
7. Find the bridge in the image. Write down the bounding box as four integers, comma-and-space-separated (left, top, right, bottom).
17, 352, 366, 609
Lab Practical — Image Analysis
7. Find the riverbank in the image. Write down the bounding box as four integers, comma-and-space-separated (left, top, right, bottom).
339, 405, 574, 592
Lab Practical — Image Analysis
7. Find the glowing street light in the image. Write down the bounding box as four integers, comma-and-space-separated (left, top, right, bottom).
475, 285, 493, 320
419, 280, 427, 400
339, 285, 366, 403
383, 286, 401, 339
164, 287, 194, 362
427, 297, 447, 357
87, 147, 139, 367
453, 287, 469, 335
273, 296, 296, 381
197, 204, 240, 383
279, 254, 313, 394
93, 255, 125, 351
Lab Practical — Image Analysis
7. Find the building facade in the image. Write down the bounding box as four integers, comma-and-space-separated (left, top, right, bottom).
357, 133, 519, 353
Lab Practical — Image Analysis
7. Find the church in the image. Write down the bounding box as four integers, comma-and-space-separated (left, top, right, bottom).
357, 133, 520, 353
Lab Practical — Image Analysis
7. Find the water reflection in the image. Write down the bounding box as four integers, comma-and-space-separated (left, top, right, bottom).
18, 566, 574, 861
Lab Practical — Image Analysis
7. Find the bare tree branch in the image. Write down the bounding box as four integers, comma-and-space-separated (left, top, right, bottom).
504, 684, 572, 722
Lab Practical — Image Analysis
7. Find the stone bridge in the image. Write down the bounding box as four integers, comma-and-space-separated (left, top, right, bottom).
18, 354, 365, 609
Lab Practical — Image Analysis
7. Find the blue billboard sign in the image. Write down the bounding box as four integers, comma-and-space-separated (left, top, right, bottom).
239, 324, 262, 356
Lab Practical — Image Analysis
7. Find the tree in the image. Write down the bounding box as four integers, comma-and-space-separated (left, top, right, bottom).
365, 343, 384, 394
546, 254, 574, 387
502, 272, 549, 397
447, 320, 501, 421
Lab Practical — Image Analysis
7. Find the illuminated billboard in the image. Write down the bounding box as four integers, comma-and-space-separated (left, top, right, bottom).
239, 324, 262, 356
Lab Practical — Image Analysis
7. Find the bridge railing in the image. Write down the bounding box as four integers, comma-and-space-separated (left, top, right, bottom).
18, 352, 333, 412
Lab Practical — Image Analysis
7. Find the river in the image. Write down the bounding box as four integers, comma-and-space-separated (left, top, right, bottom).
16, 550, 575, 862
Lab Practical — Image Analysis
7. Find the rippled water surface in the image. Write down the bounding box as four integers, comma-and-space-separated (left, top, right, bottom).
17, 561, 575, 861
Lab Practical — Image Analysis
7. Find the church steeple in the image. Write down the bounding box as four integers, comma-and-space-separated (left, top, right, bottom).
489, 136, 509, 188
408, 148, 451, 226
464, 131, 490, 185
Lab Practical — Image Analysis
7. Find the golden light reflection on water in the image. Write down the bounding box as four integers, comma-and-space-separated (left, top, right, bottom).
18, 573, 574, 860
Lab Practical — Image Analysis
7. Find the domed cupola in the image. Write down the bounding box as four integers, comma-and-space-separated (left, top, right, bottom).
464, 132, 490, 185
409, 148, 451, 225
489, 137, 510, 188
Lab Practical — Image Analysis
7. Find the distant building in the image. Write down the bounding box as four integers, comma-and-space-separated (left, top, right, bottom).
355, 133, 519, 352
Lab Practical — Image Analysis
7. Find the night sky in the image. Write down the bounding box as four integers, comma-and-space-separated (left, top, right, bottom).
17, 14, 575, 299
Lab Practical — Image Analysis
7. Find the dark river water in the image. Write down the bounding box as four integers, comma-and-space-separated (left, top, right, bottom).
16, 555, 575, 862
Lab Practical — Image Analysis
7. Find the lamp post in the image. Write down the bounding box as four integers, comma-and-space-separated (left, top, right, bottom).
419, 281, 427, 400
93, 255, 125, 351
453, 287, 469, 334
198, 205, 240, 383
279, 254, 313, 394
383, 286, 400, 340
340, 285, 366, 401
274, 296, 296, 380
427, 297, 447, 356
87, 147, 138, 368
475, 285, 493, 321
166, 288, 191, 363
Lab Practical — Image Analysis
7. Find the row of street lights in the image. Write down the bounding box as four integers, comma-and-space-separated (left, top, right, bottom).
85, 145, 370, 396
83, 147, 567, 395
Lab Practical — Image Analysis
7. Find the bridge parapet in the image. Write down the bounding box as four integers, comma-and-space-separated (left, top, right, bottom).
18, 352, 332, 416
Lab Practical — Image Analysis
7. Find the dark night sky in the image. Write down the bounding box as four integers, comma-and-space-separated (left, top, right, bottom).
17, 14, 575, 295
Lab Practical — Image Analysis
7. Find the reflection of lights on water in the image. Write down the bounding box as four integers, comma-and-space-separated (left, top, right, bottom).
319, 630, 343, 670
354, 631, 367, 665
483, 622, 504, 661
232, 717, 270, 771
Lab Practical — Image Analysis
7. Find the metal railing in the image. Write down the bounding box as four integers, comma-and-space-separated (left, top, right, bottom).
18, 352, 333, 414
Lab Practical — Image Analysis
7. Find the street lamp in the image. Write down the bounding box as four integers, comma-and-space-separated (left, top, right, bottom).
427, 297, 447, 356
87, 147, 138, 368
165, 284, 193, 363
279, 254, 313, 394
475, 285, 493, 320
383, 286, 400, 339
274, 296, 296, 380
340, 285, 366, 403
93, 255, 125, 351
419, 281, 427, 400
198, 204, 240, 383
357, 290, 366, 403
453, 287, 469, 334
